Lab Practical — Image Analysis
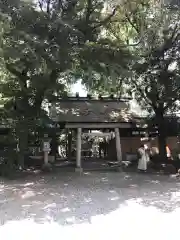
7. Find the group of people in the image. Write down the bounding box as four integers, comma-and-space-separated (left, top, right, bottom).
137, 143, 172, 172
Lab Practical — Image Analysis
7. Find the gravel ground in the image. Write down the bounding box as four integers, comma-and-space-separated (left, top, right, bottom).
0, 171, 179, 240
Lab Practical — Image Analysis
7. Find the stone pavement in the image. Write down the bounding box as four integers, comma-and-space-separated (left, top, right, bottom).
0, 171, 179, 240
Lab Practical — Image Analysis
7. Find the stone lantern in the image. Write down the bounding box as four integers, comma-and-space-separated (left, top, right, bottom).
42, 134, 51, 166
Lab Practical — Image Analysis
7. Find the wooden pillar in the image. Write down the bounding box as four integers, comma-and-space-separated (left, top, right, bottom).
65, 129, 68, 157
76, 128, 82, 172
49, 130, 57, 163
115, 128, 122, 163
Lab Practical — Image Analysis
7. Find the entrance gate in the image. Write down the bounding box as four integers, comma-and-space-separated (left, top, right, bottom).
81, 131, 115, 161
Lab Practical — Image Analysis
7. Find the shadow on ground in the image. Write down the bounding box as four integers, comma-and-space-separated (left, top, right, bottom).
0, 171, 180, 227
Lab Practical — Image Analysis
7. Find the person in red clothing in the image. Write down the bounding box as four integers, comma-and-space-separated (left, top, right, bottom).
166, 146, 171, 159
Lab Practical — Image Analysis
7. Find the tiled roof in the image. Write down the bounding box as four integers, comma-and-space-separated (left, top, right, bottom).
49, 98, 133, 123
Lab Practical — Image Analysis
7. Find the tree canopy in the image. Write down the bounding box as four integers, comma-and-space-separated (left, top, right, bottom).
0, 0, 130, 167
129, 5, 180, 159
1, 0, 180, 169
84, 1, 180, 159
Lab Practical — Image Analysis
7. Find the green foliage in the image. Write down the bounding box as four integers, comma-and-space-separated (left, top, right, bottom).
78, 39, 131, 94
90, 0, 180, 116
0, 0, 131, 167
0, 0, 130, 118
129, 6, 180, 114
85, 0, 180, 160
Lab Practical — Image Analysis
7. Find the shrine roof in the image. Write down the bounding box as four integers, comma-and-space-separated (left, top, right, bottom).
49, 96, 135, 123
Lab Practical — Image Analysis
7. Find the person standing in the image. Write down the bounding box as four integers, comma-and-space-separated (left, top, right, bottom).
137, 144, 149, 172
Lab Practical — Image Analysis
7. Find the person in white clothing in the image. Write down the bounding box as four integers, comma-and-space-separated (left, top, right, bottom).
137, 144, 149, 172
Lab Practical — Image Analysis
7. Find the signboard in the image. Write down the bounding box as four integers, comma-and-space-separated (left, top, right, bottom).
82, 132, 113, 137
132, 131, 146, 136
120, 128, 159, 137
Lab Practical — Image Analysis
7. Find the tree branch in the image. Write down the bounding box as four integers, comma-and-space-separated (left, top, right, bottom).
64, 0, 78, 12
38, 0, 43, 12
46, 0, 51, 15
125, 13, 139, 34
132, 78, 152, 108
34, 69, 59, 115
93, 7, 118, 29
50, 69, 59, 83
85, 0, 93, 23
6, 63, 29, 91
150, 25, 179, 61
57, 0, 64, 11
6, 64, 27, 79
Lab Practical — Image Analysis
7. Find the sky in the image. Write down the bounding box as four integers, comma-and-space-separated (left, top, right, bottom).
71, 80, 87, 96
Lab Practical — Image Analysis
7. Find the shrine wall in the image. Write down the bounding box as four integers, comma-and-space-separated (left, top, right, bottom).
120, 136, 180, 156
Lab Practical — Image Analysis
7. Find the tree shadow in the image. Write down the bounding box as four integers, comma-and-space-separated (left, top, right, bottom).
0, 171, 180, 227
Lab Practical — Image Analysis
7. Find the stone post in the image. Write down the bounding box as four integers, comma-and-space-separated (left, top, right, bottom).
43, 135, 51, 167
44, 151, 49, 165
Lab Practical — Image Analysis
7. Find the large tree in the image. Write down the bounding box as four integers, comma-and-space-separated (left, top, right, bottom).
133, 26, 180, 160
0, 0, 130, 167
127, 4, 180, 160
127, 3, 180, 160
85, 0, 180, 160
80, 0, 154, 95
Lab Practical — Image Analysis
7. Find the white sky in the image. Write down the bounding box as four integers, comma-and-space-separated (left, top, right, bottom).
71, 80, 87, 96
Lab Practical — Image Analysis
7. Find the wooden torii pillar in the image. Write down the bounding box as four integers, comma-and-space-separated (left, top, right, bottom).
75, 128, 83, 173
114, 128, 122, 164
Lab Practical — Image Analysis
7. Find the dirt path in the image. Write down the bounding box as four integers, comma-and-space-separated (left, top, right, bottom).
0, 171, 179, 239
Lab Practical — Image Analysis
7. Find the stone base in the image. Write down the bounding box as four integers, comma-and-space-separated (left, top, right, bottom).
75, 167, 83, 173
48, 156, 55, 163
42, 163, 52, 172
116, 166, 122, 172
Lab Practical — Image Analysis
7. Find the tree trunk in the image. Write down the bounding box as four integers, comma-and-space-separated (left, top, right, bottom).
158, 127, 167, 161
156, 110, 167, 162
16, 120, 29, 169
50, 131, 58, 161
